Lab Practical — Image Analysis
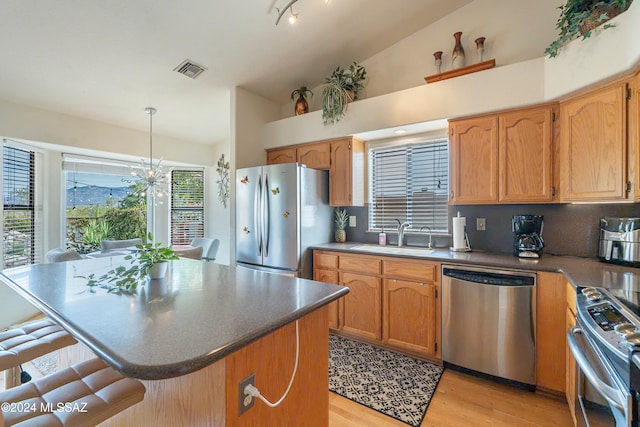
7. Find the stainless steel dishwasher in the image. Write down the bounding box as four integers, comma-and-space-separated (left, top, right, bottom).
442, 264, 536, 386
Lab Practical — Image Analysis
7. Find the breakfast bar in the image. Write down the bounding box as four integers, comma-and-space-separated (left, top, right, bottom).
0, 256, 348, 426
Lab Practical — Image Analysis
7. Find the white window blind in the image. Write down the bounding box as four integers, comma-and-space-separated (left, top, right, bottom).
3, 144, 42, 268
368, 140, 449, 234
171, 170, 205, 245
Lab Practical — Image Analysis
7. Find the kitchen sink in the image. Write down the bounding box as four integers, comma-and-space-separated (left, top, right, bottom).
350, 245, 436, 256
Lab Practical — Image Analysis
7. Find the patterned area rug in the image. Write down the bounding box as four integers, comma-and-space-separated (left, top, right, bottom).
329, 335, 444, 427
30, 352, 57, 376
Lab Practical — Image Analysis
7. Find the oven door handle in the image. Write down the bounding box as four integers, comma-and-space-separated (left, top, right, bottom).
567, 326, 626, 413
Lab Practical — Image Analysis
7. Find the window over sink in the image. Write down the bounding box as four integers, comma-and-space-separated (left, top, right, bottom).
368, 137, 449, 234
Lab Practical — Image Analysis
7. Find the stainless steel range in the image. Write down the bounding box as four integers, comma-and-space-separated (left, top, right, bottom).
570, 286, 640, 426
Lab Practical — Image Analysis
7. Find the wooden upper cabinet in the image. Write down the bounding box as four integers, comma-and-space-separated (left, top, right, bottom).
449, 116, 499, 204
297, 142, 331, 170
560, 82, 627, 201
266, 147, 296, 165
330, 137, 365, 207
499, 106, 555, 202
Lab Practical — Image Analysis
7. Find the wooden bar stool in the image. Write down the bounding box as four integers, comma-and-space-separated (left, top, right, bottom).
0, 358, 146, 426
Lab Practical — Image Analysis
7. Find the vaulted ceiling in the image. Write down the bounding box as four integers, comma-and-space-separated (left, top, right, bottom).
1, 0, 472, 145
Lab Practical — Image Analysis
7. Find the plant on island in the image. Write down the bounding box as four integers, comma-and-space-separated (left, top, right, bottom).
80, 232, 179, 294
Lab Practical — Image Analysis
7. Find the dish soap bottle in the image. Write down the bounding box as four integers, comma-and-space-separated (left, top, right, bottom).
378, 228, 387, 245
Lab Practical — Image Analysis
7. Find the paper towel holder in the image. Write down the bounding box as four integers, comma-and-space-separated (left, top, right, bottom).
450, 233, 471, 252
450, 212, 471, 252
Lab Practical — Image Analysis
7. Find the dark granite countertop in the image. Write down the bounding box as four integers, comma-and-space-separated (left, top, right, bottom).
312, 243, 640, 291
0, 257, 348, 380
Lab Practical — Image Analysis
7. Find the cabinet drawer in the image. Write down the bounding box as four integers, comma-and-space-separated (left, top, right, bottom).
339, 255, 381, 275
383, 259, 438, 282
315, 252, 338, 270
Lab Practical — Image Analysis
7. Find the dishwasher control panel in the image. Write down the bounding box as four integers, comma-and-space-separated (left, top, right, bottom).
442, 267, 535, 286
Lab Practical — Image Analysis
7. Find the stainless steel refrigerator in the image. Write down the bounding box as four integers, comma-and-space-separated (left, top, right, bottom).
235, 163, 332, 278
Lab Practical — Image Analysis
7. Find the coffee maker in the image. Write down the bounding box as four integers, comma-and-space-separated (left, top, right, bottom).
512, 215, 544, 258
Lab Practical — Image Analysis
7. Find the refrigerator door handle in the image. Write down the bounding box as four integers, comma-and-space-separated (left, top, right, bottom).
255, 174, 262, 256
263, 173, 270, 257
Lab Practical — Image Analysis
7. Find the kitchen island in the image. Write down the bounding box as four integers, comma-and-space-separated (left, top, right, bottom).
0, 256, 348, 426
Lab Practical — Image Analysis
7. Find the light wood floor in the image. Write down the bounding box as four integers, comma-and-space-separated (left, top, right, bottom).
329, 369, 575, 427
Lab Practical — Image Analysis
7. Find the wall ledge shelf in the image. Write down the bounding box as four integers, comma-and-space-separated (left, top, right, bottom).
424, 59, 496, 84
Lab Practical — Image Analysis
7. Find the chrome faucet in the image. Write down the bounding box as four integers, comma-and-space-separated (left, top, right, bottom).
420, 226, 434, 249
395, 219, 411, 247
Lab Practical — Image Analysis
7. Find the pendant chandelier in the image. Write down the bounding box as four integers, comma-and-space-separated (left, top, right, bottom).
123, 107, 171, 205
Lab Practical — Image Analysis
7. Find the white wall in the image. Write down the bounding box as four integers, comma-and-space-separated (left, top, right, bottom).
0, 98, 214, 166
265, 58, 546, 147
281, 0, 562, 118
233, 88, 281, 169
544, 0, 640, 99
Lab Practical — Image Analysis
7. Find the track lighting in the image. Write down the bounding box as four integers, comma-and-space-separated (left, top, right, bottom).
275, 0, 331, 26
288, 6, 298, 24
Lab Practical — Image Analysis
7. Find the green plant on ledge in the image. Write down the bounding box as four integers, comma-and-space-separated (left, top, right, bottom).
545, 0, 633, 58
322, 62, 367, 125
79, 232, 179, 294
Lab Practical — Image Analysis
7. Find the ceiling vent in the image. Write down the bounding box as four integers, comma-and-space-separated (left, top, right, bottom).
173, 60, 207, 79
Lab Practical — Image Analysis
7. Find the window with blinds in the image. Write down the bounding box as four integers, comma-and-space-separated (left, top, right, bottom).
3, 144, 41, 268
368, 139, 449, 234
170, 170, 205, 245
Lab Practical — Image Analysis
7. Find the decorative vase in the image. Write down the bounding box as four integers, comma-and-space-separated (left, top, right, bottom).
149, 262, 168, 280
451, 31, 465, 69
294, 95, 309, 116
344, 89, 355, 103
433, 51, 443, 74
335, 228, 346, 243
475, 37, 486, 62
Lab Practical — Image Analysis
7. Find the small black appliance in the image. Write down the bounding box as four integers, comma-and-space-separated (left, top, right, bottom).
512, 215, 544, 258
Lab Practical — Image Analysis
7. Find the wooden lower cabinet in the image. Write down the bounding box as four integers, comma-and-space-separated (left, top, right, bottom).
340, 272, 382, 340
383, 278, 437, 356
313, 250, 440, 359
566, 283, 579, 426
314, 268, 340, 330
535, 272, 566, 394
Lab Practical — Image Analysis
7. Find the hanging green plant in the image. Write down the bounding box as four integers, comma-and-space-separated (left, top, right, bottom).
545, 0, 633, 58
322, 62, 367, 125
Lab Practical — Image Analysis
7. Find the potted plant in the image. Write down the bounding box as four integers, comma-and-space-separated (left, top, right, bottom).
545, 0, 632, 57
290, 86, 313, 116
334, 208, 348, 243
322, 62, 367, 125
81, 232, 179, 294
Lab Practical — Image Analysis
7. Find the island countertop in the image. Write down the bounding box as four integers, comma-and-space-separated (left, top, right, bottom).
0, 257, 348, 380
